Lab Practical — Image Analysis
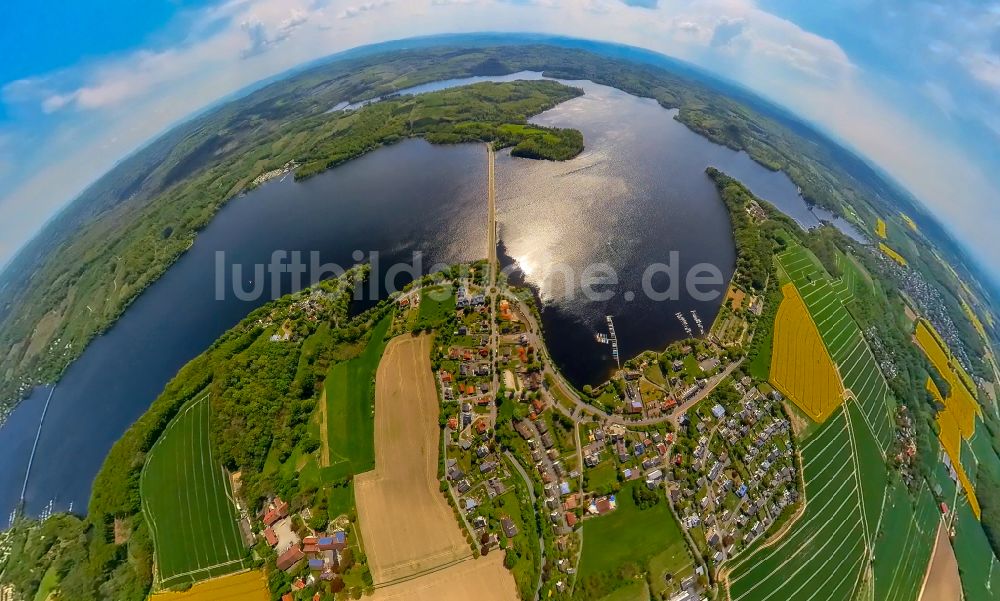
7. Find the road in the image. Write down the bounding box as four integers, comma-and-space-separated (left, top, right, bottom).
487, 144, 498, 289
505, 451, 544, 601
503, 288, 743, 426
486, 144, 500, 420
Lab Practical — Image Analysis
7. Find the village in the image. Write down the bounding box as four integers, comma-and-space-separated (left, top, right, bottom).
385, 263, 798, 600
215, 246, 806, 601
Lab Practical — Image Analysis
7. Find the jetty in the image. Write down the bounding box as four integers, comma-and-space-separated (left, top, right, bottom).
690, 310, 705, 336
676, 312, 693, 337
606, 316, 620, 368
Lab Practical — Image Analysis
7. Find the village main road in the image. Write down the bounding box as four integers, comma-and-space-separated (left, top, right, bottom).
486, 144, 498, 289
486, 144, 500, 423
504, 290, 743, 427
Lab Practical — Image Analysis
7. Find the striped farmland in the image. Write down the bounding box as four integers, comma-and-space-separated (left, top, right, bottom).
141, 393, 251, 589
777, 244, 895, 457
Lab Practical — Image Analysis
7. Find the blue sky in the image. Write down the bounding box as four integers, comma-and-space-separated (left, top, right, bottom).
0, 0, 998, 288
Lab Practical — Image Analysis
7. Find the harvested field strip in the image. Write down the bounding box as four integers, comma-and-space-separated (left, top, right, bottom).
354, 335, 472, 585
769, 282, 845, 423
141, 393, 249, 590
151, 570, 268, 601
368, 553, 518, 601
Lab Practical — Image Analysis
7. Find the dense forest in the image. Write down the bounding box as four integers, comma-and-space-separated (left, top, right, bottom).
294, 80, 584, 179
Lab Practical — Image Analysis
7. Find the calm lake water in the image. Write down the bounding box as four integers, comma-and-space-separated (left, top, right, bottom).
0, 71, 851, 520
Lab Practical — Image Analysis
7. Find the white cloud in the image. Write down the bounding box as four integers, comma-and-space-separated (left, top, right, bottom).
961, 50, 1000, 94
710, 17, 745, 48
0, 0, 997, 281
337, 1, 392, 19
922, 81, 956, 116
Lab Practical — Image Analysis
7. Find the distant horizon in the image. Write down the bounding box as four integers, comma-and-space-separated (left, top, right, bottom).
0, 1, 996, 295
2, 31, 998, 305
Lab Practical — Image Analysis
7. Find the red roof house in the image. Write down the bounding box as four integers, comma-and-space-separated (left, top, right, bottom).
277, 546, 305, 572
264, 527, 278, 547
263, 497, 289, 526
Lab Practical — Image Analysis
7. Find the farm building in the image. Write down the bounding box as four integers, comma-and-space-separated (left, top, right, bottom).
262, 497, 289, 527
276, 546, 304, 572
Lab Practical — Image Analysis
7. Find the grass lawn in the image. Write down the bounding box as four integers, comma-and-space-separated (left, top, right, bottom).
141, 393, 250, 589
681, 355, 701, 382
648, 544, 694, 597
579, 481, 692, 588
644, 363, 666, 387
586, 462, 619, 493
748, 318, 774, 381
419, 285, 456, 327
328, 480, 355, 519
324, 314, 392, 479
598, 581, 649, 601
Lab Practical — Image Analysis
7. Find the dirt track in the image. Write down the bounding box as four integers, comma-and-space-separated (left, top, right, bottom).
355, 335, 472, 585
370, 553, 519, 601
919, 524, 962, 601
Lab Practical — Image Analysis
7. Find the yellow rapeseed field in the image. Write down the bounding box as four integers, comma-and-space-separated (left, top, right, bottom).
151, 570, 269, 601
916, 321, 982, 519
879, 243, 908, 267
933, 399, 981, 519
899, 212, 918, 232
916, 321, 978, 434
770, 283, 845, 423
875, 217, 888, 239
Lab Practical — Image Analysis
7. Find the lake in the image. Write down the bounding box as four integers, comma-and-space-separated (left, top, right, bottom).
0, 71, 848, 520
